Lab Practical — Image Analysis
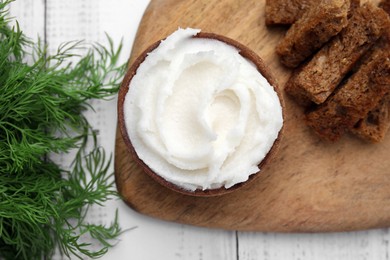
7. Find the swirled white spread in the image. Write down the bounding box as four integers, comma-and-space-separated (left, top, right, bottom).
124, 28, 283, 191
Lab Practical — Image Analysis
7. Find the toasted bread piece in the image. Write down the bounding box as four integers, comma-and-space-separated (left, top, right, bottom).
285, 3, 390, 106
379, 0, 390, 15
351, 5, 390, 143
349, 0, 360, 15
352, 98, 390, 142
265, 0, 359, 25
276, 0, 349, 68
350, 34, 390, 142
305, 48, 390, 141
265, 0, 313, 25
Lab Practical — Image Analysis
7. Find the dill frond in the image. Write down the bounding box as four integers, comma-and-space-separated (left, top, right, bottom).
0, 1, 126, 259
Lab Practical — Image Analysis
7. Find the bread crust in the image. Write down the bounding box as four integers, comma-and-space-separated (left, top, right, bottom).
306, 47, 390, 141
351, 11, 390, 143
265, 0, 360, 25
352, 98, 390, 143
285, 3, 390, 105
379, 0, 390, 15
276, 0, 349, 69
265, 0, 313, 25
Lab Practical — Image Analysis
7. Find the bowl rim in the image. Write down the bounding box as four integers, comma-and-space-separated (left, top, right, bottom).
117, 31, 285, 197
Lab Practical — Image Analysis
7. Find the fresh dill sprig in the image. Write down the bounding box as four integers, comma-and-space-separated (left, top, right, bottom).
0, 1, 126, 259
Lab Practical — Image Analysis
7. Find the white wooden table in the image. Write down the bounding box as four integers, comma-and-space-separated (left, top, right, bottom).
9, 1, 390, 259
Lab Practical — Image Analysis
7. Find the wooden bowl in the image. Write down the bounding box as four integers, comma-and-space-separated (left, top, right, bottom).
117, 32, 285, 197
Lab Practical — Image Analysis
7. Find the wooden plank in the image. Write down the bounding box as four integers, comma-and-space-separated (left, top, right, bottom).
9, 0, 45, 67
107, 219, 237, 260
238, 229, 390, 260
114, 0, 390, 233
9, 0, 45, 41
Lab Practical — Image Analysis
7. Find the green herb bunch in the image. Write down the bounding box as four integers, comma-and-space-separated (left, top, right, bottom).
0, 1, 126, 259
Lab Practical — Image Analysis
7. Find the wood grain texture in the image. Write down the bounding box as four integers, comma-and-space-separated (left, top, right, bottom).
238, 229, 390, 260
114, 0, 388, 232
9, 0, 45, 54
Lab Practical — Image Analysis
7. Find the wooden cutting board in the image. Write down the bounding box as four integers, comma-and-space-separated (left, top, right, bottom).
114, 0, 389, 232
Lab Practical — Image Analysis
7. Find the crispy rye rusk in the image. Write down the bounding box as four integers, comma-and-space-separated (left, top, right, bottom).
285, 3, 390, 106
265, 0, 360, 25
306, 47, 390, 141
276, 0, 350, 68
265, 0, 314, 25
350, 29, 390, 142
352, 97, 390, 143
379, 0, 390, 15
